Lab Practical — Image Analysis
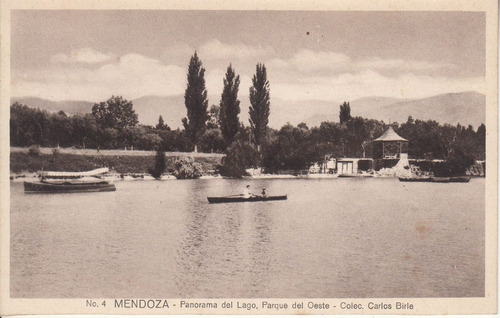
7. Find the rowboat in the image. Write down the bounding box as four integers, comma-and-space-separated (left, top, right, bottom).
207, 195, 287, 204
24, 179, 116, 193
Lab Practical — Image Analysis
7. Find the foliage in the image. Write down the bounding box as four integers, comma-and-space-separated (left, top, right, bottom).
173, 157, 203, 179
11, 151, 222, 175
339, 101, 352, 124
9, 90, 486, 177
11, 102, 49, 147
156, 115, 170, 131
445, 146, 475, 176
182, 52, 209, 152
199, 128, 225, 153
91, 96, 138, 130
219, 64, 241, 147
148, 149, 166, 179
218, 140, 257, 178
261, 124, 322, 173
28, 144, 41, 156
207, 105, 220, 129
249, 63, 270, 149
158, 128, 192, 152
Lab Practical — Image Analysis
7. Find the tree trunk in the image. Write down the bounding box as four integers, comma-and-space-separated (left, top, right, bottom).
194, 144, 198, 153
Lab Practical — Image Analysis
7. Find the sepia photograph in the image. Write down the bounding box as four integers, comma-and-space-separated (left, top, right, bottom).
0, 0, 497, 315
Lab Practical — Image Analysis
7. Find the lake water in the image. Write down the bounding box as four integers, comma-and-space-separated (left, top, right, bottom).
10, 177, 484, 298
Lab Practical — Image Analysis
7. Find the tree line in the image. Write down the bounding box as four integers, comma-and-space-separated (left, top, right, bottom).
10, 52, 485, 176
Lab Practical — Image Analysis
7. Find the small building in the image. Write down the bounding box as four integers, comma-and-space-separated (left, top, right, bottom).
372, 126, 408, 170
337, 158, 373, 175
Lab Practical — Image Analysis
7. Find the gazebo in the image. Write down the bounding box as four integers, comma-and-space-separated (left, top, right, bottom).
372, 126, 408, 160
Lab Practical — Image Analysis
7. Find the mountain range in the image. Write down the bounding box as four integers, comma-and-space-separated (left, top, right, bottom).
303, 91, 485, 128
11, 91, 486, 130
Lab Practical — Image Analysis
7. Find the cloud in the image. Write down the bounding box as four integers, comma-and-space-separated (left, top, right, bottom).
12, 44, 484, 108
289, 49, 351, 73
13, 51, 186, 101
269, 49, 447, 75
50, 48, 113, 64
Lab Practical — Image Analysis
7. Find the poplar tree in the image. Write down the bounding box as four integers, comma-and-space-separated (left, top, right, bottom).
249, 63, 270, 152
182, 52, 208, 152
156, 115, 165, 130
219, 64, 241, 147
339, 101, 352, 124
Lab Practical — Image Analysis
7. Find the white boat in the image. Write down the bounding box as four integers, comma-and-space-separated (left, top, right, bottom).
39, 167, 110, 179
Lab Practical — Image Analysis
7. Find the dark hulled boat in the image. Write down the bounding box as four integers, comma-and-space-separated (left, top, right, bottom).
24, 179, 116, 193
398, 176, 471, 183
207, 195, 287, 204
24, 168, 116, 193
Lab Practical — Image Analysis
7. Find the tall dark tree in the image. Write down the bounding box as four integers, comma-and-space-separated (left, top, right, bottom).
182, 52, 209, 152
91, 95, 138, 130
156, 115, 165, 130
148, 149, 166, 180
249, 63, 270, 152
156, 115, 170, 131
339, 101, 352, 124
219, 64, 241, 147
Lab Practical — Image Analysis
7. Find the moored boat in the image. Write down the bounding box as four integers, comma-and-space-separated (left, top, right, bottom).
398, 176, 471, 183
24, 179, 116, 193
39, 167, 110, 179
449, 176, 472, 183
207, 195, 287, 204
24, 168, 115, 193
338, 173, 373, 178
398, 177, 433, 182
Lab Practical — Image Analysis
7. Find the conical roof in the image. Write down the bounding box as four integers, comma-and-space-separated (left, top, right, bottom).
373, 126, 407, 142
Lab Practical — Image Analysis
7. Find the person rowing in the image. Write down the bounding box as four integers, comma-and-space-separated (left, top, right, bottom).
242, 185, 253, 198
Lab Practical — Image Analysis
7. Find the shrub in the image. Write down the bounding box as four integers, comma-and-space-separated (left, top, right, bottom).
218, 141, 254, 178
148, 150, 166, 180
172, 157, 203, 179
28, 144, 41, 156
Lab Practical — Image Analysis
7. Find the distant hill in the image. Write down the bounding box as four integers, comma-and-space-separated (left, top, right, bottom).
304, 91, 485, 129
11, 97, 94, 115
379, 91, 485, 128
11, 91, 485, 130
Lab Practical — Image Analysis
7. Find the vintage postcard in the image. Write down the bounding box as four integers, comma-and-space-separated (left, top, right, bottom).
0, 0, 497, 315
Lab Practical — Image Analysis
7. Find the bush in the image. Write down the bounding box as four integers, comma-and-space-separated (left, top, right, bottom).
28, 144, 41, 156
218, 141, 254, 178
172, 157, 203, 179
148, 150, 166, 180
446, 147, 475, 176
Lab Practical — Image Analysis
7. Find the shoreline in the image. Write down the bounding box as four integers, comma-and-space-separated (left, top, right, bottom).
13, 172, 482, 182
10, 147, 484, 181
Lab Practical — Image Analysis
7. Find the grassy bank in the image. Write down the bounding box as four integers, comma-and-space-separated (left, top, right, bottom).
10, 148, 223, 175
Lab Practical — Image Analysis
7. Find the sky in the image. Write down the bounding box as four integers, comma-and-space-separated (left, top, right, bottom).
11, 10, 485, 105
